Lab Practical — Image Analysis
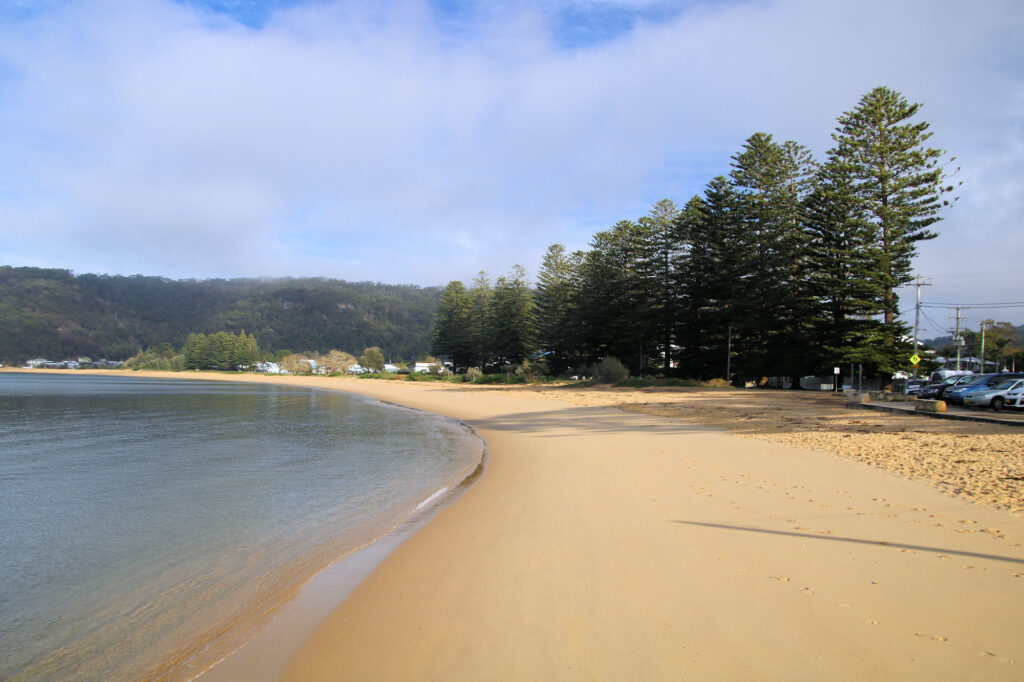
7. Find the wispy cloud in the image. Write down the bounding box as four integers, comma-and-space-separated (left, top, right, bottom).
0, 0, 1021, 326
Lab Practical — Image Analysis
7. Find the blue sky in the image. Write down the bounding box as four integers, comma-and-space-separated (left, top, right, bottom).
2, 0, 1023, 331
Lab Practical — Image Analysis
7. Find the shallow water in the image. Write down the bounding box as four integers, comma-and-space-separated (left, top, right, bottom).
0, 373, 481, 681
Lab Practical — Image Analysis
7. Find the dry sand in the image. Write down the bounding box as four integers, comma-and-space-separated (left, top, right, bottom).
17, 371, 1024, 679
268, 377, 1024, 681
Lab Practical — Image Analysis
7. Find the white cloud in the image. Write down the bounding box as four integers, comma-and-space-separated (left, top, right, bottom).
0, 0, 1022, 324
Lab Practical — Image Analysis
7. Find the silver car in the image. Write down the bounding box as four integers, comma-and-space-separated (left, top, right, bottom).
963, 378, 1024, 411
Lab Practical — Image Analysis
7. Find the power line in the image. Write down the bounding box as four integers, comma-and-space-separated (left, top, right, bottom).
919, 308, 946, 333
921, 301, 1024, 309
937, 265, 1024, 279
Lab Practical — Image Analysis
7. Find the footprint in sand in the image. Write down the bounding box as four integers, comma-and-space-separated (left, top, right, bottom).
801, 587, 814, 595
770, 576, 791, 582
833, 601, 852, 609
963, 565, 988, 571
867, 619, 880, 625
915, 632, 948, 642
980, 652, 1016, 664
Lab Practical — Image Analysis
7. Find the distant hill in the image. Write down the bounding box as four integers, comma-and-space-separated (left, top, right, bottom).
0, 266, 442, 364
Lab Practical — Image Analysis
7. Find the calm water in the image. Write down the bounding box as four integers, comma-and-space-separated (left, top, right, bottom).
0, 373, 482, 681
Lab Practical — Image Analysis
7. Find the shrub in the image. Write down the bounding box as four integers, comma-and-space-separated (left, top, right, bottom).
406, 372, 442, 381
595, 357, 629, 384
520, 359, 549, 382
464, 367, 483, 383
475, 373, 526, 384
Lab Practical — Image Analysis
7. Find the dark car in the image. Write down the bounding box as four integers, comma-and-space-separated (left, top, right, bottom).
947, 373, 1024, 406
904, 379, 929, 395
918, 374, 974, 400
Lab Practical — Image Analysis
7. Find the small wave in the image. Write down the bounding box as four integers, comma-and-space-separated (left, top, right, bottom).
415, 486, 450, 511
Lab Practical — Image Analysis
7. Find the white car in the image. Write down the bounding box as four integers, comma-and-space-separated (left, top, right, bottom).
1002, 382, 1024, 411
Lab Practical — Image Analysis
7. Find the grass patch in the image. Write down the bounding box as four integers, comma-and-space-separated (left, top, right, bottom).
612, 377, 734, 389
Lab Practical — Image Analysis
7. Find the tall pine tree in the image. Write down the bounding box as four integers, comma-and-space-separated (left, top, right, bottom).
488, 265, 536, 368
535, 244, 581, 375
830, 86, 956, 357
431, 280, 475, 372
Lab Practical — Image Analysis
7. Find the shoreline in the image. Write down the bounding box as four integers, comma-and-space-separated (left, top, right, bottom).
8, 369, 1024, 678
0, 369, 488, 682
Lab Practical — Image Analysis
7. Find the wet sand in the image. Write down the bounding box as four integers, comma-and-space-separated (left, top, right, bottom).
16, 371, 1024, 679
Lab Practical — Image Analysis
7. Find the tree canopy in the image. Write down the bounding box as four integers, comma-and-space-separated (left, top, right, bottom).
431, 86, 960, 383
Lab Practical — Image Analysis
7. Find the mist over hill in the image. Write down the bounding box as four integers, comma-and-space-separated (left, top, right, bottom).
0, 266, 441, 364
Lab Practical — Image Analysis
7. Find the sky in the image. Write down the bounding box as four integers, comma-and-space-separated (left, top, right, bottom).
1, 0, 1023, 333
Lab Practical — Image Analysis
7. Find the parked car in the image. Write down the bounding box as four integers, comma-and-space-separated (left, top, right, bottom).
917, 374, 974, 400
904, 379, 929, 395
946, 374, 995, 405
963, 378, 1024, 411
929, 369, 974, 383
948, 373, 1024, 406
1003, 383, 1024, 410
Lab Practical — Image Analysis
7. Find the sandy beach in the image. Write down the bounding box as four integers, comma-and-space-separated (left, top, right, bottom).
18, 370, 1024, 679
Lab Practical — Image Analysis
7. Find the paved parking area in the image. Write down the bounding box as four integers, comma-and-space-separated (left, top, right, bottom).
855, 398, 1024, 426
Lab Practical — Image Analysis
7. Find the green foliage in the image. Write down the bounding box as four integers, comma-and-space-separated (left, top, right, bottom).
728, 133, 819, 383
595, 357, 630, 384
473, 373, 527, 384
357, 372, 403, 380
405, 371, 443, 381
431, 280, 475, 372
535, 244, 581, 375
182, 331, 260, 370
520, 358, 549, 381
0, 267, 440, 365
486, 86, 957, 385
488, 265, 536, 367
359, 346, 386, 372
429, 266, 536, 374
613, 377, 725, 388
830, 86, 956, 352
123, 349, 186, 371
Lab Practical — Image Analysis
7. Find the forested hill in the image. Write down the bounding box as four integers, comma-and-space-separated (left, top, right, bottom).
0, 266, 442, 364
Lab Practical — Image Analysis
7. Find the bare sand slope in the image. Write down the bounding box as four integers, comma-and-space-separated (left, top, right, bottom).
266, 379, 1024, 681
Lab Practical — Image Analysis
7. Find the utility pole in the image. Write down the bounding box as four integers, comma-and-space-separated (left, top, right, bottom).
980, 320, 992, 373
911, 276, 931, 378
725, 325, 732, 383
953, 307, 967, 371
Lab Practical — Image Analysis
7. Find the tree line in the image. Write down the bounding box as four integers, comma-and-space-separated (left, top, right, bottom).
0, 268, 442, 364
433, 87, 960, 382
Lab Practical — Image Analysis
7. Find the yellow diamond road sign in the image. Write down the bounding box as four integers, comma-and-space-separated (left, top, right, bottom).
910, 353, 921, 365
